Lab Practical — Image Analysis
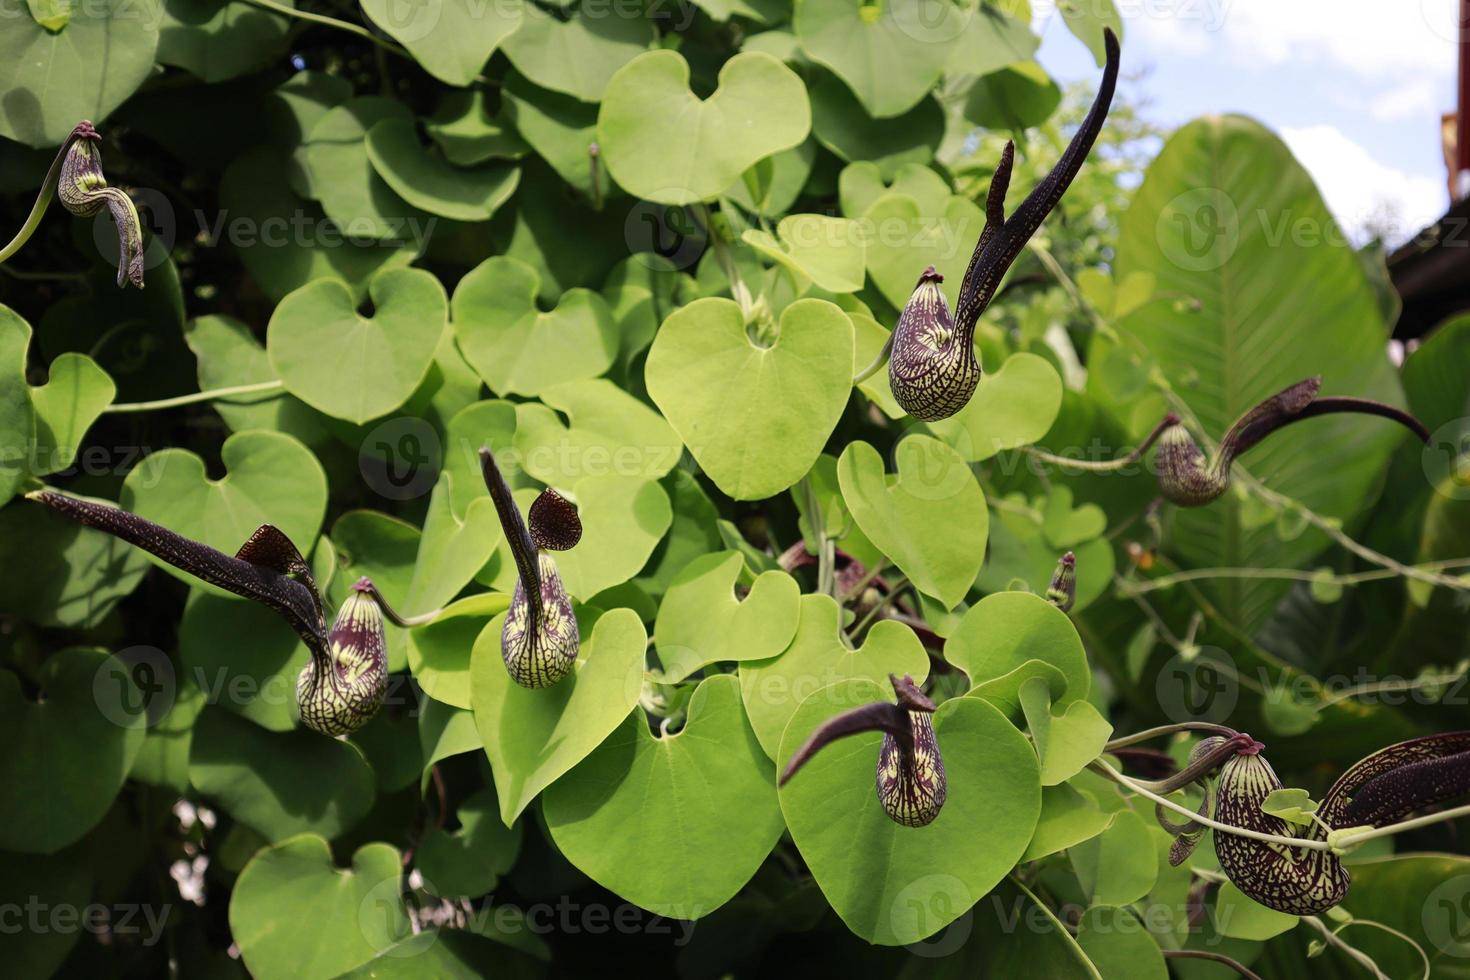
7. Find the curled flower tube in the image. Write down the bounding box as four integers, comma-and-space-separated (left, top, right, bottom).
874, 28, 1120, 421
479, 447, 582, 688
1156, 377, 1431, 507
0, 121, 144, 288
780, 674, 947, 827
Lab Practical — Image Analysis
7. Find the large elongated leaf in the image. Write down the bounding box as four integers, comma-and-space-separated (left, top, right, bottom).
1114, 115, 1409, 630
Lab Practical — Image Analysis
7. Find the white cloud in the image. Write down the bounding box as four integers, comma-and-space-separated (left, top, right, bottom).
1367, 78, 1442, 121
1118, 0, 1459, 80
1280, 124, 1447, 245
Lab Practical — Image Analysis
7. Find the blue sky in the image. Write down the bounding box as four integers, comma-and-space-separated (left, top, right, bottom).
1031, 1, 1460, 245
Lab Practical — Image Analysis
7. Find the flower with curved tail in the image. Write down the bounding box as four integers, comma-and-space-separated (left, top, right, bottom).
1156, 377, 1430, 507
0, 121, 144, 288
27, 486, 408, 736
25, 489, 326, 652
780, 674, 947, 827
1174, 730, 1470, 914
296, 577, 388, 736
875, 28, 1120, 421
1046, 551, 1076, 612
479, 447, 583, 688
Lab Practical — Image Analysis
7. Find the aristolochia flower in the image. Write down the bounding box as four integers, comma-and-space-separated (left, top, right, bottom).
479, 448, 582, 688
296, 578, 388, 736
780, 674, 947, 827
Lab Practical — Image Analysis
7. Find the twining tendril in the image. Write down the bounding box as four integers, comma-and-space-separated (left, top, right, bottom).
479, 448, 582, 688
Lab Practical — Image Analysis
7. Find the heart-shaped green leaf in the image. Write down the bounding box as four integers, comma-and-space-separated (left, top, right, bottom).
809, 72, 943, 178
220, 148, 418, 303
837, 436, 987, 609
29, 352, 115, 476
230, 833, 408, 980
931, 352, 1064, 461
544, 674, 784, 918
0, 308, 34, 506
1075, 904, 1168, 980
0, 845, 93, 975
184, 315, 328, 445
416, 784, 522, 899
404, 472, 504, 616
406, 594, 510, 709
652, 551, 801, 682
777, 678, 1040, 945
794, 0, 961, 118
0, 649, 146, 853
425, 90, 529, 166
861, 191, 984, 311
190, 707, 376, 842
554, 475, 671, 600
499, 71, 602, 194
471, 608, 647, 824
302, 97, 434, 239
0, 0, 159, 147
0, 496, 150, 628
452, 255, 616, 396
742, 214, 867, 293
964, 61, 1062, 130
1018, 676, 1113, 786
180, 589, 308, 731
739, 594, 929, 759
501, 2, 654, 103
268, 268, 447, 424
948, 591, 1090, 708
121, 430, 327, 589
1024, 783, 1117, 862
157, 0, 291, 83
1070, 807, 1158, 907
839, 161, 951, 221
598, 50, 810, 205
646, 297, 853, 500
359, 0, 523, 87
365, 117, 519, 221
512, 379, 682, 485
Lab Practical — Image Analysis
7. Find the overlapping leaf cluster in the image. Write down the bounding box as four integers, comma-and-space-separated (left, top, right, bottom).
1, 1, 1468, 978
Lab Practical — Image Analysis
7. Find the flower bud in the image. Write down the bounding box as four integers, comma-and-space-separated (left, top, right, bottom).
296, 578, 388, 736
57, 123, 144, 288
1046, 551, 1076, 612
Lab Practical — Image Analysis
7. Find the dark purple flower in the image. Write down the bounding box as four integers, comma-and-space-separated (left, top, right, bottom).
479, 448, 582, 688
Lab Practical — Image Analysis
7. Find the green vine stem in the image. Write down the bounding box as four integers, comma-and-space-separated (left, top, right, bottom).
1310, 917, 1430, 980
1160, 950, 1264, 980
1019, 410, 1176, 471
1090, 758, 1333, 851
1103, 722, 1240, 750
695, 204, 754, 316
1302, 916, 1394, 980
238, 0, 410, 59
102, 379, 286, 413
1117, 559, 1470, 596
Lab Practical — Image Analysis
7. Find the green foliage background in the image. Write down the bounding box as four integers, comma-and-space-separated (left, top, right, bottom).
1, 0, 1468, 977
